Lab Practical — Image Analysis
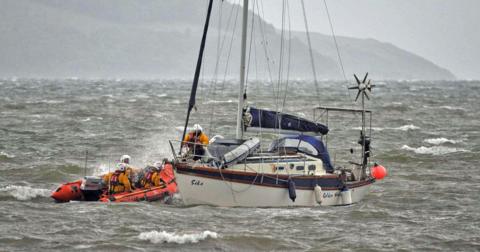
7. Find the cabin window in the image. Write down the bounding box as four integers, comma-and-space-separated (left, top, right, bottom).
308, 165, 316, 171
298, 141, 318, 156
277, 166, 285, 171
296, 166, 305, 171
289, 164, 295, 169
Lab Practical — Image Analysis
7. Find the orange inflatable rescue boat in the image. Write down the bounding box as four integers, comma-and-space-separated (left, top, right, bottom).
52, 163, 177, 203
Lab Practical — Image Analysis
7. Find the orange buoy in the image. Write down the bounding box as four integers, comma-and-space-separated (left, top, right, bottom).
371, 164, 387, 180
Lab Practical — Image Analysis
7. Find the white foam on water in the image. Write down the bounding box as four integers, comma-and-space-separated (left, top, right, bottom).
0, 151, 15, 159
175, 126, 194, 133
134, 94, 150, 99
73, 244, 92, 249
0, 185, 50, 200
401, 145, 469, 155
138, 230, 218, 244
439, 105, 466, 111
156, 93, 168, 98
394, 124, 420, 131
352, 127, 385, 131
93, 164, 112, 176
204, 99, 233, 104
41, 99, 65, 104
424, 138, 459, 145
352, 125, 419, 131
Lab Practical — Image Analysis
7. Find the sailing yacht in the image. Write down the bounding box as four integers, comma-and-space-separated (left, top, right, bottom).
170, 0, 386, 207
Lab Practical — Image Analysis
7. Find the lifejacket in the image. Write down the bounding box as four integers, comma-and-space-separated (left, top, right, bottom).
109, 171, 125, 194
187, 132, 201, 148
110, 172, 122, 186
140, 171, 155, 188
145, 171, 154, 183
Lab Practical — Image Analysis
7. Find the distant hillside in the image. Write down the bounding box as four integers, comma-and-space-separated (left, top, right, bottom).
294, 32, 455, 80
0, 0, 455, 80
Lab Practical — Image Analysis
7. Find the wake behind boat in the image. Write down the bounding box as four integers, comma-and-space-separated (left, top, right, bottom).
170, 0, 387, 207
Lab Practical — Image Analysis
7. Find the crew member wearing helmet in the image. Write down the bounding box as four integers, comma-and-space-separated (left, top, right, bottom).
120, 154, 140, 189
151, 161, 166, 187
120, 154, 131, 165
103, 163, 132, 194
140, 165, 157, 189
183, 124, 209, 160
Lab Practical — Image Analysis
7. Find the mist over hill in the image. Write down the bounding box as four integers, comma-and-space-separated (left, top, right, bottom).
0, 0, 455, 80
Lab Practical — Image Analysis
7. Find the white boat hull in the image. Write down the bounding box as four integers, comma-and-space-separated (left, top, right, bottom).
175, 171, 373, 207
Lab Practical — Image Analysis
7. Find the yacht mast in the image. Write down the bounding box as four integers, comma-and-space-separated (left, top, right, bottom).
180, 0, 214, 152
236, 0, 249, 139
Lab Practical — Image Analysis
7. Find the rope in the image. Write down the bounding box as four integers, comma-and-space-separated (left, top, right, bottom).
322, 0, 352, 101
245, 0, 257, 100
207, 0, 241, 134
281, 0, 292, 112
256, 0, 274, 85
275, 0, 287, 112
216, 161, 261, 193
206, 0, 226, 136
300, 0, 321, 101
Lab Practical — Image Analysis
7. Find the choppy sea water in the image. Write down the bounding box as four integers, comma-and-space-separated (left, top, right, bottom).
0, 79, 479, 251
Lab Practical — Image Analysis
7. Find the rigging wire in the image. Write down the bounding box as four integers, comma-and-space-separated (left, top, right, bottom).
275, 0, 287, 112
300, 0, 321, 101
207, 0, 241, 134
322, 0, 352, 101
281, 0, 292, 112
256, 0, 275, 85
207, 0, 226, 135
212, 0, 241, 134
245, 0, 257, 100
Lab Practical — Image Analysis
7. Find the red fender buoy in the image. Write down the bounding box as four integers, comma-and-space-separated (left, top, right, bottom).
371, 164, 387, 180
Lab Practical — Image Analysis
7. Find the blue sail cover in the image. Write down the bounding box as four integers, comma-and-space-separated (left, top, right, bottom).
268, 135, 334, 172
244, 107, 329, 135
288, 135, 334, 172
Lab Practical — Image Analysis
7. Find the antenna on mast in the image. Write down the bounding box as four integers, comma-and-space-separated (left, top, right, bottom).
349, 73, 375, 178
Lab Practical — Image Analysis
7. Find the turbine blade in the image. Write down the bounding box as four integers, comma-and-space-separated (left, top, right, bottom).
348, 86, 358, 90
354, 74, 361, 84
355, 90, 361, 101
364, 91, 370, 100
362, 72, 369, 83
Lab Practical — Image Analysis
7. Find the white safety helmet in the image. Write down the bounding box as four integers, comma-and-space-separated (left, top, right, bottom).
193, 124, 203, 132
117, 163, 127, 172
153, 161, 163, 170
120, 154, 131, 164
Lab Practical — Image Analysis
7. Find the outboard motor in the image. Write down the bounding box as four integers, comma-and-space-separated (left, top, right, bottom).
80, 176, 104, 201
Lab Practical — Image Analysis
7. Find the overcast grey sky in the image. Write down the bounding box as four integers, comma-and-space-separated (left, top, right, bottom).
239, 0, 480, 79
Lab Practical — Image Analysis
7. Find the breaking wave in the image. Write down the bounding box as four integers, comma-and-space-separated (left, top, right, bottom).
401, 145, 468, 155
439, 105, 466, 111
204, 99, 234, 104
393, 124, 420, 131
0, 185, 50, 200
138, 230, 218, 244
424, 138, 459, 145
93, 164, 112, 176
352, 124, 419, 131
352, 127, 385, 131
0, 151, 15, 160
